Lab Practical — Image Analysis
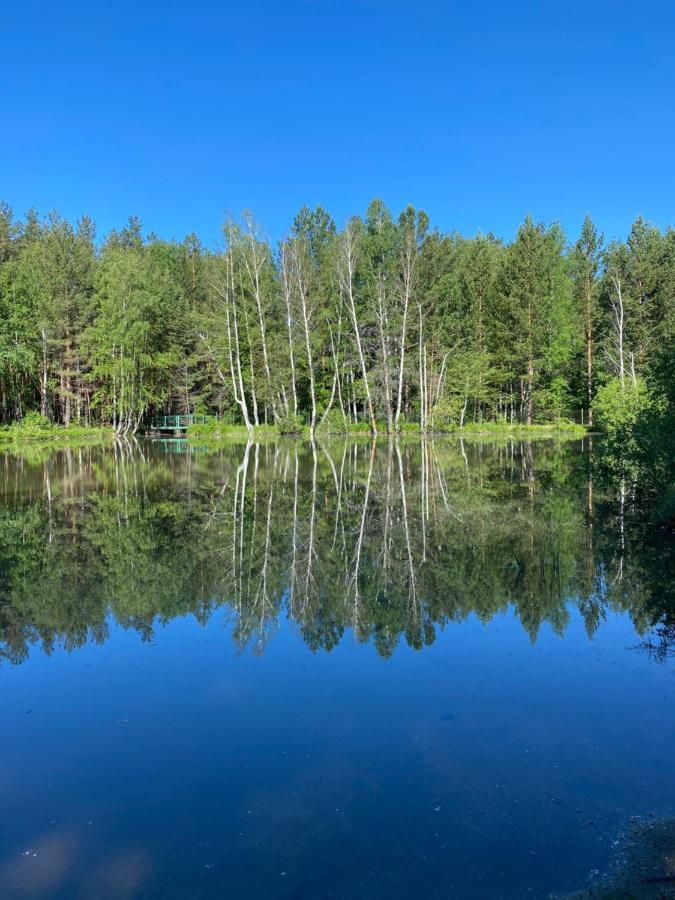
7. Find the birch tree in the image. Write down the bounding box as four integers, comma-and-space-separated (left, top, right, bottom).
337, 219, 377, 437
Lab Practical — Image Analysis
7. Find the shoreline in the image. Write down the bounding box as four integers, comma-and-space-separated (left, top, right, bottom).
0, 421, 591, 450
184, 421, 589, 445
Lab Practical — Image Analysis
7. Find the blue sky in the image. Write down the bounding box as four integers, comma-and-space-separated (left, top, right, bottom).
2, 0, 674, 246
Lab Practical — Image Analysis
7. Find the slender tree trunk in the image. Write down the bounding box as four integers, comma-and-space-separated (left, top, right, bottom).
394, 235, 415, 431
241, 303, 259, 426
374, 272, 393, 434
224, 229, 253, 434
526, 296, 534, 426
206, 250, 252, 433
340, 225, 376, 437
40, 329, 48, 418
328, 320, 347, 429
418, 303, 425, 432
289, 239, 317, 437
280, 245, 298, 418
242, 216, 275, 421
586, 278, 594, 426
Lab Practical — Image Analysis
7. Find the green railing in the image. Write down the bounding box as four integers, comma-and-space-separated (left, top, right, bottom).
147, 415, 209, 432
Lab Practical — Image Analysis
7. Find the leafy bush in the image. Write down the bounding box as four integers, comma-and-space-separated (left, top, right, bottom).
317, 409, 348, 434
17, 411, 54, 432
275, 412, 305, 435
593, 378, 652, 435
0, 411, 113, 446
428, 397, 461, 431
398, 421, 422, 434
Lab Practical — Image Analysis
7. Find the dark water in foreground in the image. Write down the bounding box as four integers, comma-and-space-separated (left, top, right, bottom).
0, 438, 674, 899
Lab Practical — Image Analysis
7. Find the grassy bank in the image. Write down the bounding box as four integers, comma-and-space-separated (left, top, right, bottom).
186, 421, 284, 444
187, 417, 588, 443
453, 420, 588, 439
0, 414, 114, 448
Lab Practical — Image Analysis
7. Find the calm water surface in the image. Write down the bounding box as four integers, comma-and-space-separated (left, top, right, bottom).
0, 438, 673, 899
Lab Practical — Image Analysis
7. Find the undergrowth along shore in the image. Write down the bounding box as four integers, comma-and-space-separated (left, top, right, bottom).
0, 413, 114, 447
185, 418, 588, 444
0, 411, 589, 448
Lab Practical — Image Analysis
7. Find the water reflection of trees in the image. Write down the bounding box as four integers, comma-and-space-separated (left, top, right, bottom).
0, 438, 672, 665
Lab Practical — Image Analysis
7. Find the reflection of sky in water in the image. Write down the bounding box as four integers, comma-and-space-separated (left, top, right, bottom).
1, 440, 674, 898
4, 610, 675, 899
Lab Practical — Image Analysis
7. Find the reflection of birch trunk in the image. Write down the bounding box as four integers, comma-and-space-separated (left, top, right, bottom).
616, 477, 626, 584
432, 444, 450, 513
349, 441, 375, 630
334, 443, 348, 555
459, 436, 469, 479
289, 447, 299, 615
321, 441, 342, 550
254, 479, 274, 625
304, 441, 318, 608
383, 441, 393, 579
395, 441, 418, 615
44, 459, 53, 544
420, 439, 427, 562
235, 441, 252, 605
246, 443, 261, 599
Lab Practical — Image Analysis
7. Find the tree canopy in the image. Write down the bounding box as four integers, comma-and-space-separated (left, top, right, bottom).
0, 202, 673, 441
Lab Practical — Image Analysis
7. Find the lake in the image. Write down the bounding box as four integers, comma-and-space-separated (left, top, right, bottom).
1, 438, 674, 899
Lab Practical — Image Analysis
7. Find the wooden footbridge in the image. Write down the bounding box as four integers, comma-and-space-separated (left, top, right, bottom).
147, 414, 209, 433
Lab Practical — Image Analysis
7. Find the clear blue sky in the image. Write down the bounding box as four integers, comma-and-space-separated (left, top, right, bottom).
3, 0, 674, 246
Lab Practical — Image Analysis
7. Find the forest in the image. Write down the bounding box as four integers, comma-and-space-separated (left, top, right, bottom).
0, 200, 673, 442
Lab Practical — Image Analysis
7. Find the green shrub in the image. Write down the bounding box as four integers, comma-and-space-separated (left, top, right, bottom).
275, 412, 305, 435
317, 409, 348, 434
428, 397, 461, 431
17, 411, 54, 432
593, 378, 652, 435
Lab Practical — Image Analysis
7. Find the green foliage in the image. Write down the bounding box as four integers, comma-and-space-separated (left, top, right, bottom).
0, 199, 672, 515
0, 414, 112, 446
593, 377, 652, 435
317, 409, 348, 434
275, 412, 305, 435
459, 420, 585, 439
17, 411, 52, 432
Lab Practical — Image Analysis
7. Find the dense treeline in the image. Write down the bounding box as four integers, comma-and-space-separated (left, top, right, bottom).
1, 201, 673, 438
